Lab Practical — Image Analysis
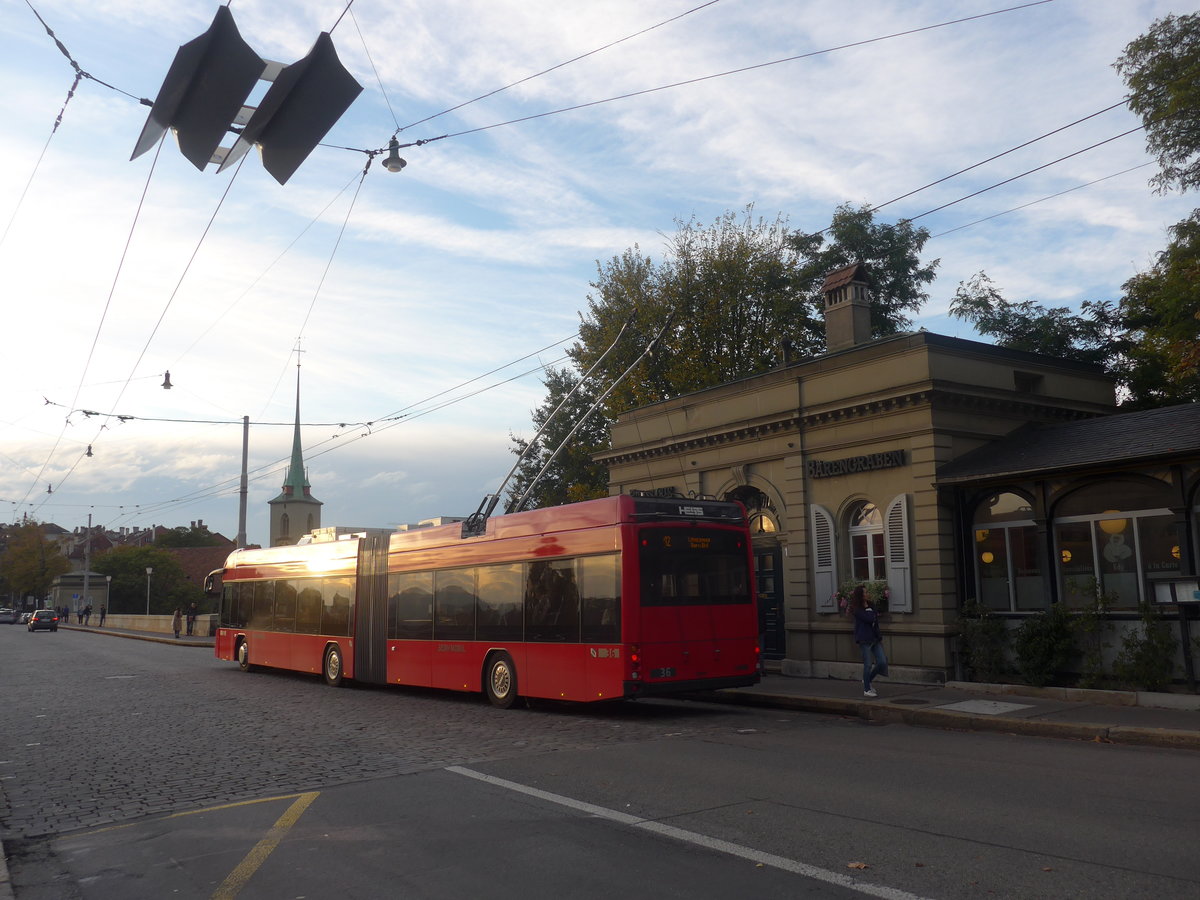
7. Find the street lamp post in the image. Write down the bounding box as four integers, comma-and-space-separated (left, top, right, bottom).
145, 567, 153, 616
105, 575, 112, 622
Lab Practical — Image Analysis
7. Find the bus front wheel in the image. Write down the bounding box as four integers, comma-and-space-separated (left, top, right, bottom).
237, 640, 254, 672
485, 653, 518, 709
324, 645, 344, 687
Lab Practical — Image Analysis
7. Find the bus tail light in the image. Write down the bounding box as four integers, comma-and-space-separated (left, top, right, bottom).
630, 644, 641, 679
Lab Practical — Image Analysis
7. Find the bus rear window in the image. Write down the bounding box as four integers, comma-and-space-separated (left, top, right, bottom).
638, 528, 751, 606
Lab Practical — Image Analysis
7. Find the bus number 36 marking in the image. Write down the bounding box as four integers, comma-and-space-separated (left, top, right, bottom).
589, 647, 621, 659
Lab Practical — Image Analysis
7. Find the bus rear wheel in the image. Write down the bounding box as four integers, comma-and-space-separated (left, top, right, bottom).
237, 639, 254, 672
485, 652, 518, 709
323, 645, 344, 687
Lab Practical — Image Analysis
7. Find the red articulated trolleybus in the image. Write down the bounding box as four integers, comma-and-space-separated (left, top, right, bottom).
210, 494, 760, 707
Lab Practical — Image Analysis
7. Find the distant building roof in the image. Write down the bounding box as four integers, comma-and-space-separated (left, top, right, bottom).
936, 402, 1200, 484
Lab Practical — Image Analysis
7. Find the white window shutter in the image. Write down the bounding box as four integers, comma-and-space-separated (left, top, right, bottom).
885, 494, 912, 613
811, 505, 838, 613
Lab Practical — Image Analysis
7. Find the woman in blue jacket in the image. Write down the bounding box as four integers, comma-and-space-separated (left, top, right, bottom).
850, 586, 888, 697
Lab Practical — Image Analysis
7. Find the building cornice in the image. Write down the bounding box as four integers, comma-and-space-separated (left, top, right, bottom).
598, 389, 1105, 466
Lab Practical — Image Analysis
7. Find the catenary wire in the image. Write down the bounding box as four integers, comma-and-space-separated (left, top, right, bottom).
396, 0, 727, 134
930, 163, 1155, 239
407, 0, 1057, 146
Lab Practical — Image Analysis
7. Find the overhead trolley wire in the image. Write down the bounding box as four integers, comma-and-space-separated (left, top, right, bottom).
930, 162, 1155, 239
397, 0, 728, 134
400, 0, 1057, 147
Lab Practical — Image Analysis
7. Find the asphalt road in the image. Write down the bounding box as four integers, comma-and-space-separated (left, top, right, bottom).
3, 626, 1198, 899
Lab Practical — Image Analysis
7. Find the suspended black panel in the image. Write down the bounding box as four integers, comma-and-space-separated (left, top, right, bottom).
131, 5, 264, 169
220, 32, 363, 184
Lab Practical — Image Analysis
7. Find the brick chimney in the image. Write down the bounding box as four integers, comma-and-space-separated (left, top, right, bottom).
821, 262, 871, 351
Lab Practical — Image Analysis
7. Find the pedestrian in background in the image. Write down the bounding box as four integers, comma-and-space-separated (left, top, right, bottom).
172, 607, 183, 639
99, 605, 107, 627
849, 586, 888, 697
84, 604, 92, 625
185, 602, 197, 636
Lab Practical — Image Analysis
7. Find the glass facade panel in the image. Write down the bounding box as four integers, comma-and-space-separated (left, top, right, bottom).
1138, 515, 1181, 578
975, 528, 1009, 610
1056, 521, 1096, 608
976, 492, 1034, 523
1095, 520, 1139, 608
1010, 526, 1045, 610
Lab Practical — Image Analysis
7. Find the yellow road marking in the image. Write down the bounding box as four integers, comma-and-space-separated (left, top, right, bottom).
59, 792, 318, 839
211, 791, 319, 899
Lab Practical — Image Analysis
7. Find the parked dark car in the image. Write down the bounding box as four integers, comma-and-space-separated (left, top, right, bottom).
27, 609, 60, 632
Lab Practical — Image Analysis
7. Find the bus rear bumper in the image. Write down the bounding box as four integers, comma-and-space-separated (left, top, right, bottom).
622, 673, 760, 698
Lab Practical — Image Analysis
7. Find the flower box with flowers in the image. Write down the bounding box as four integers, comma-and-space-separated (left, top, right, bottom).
832, 580, 891, 615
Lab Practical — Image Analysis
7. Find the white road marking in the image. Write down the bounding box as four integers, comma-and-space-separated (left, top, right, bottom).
447, 765, 936, 900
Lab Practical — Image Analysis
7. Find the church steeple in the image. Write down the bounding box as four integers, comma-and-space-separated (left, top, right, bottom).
282, 365, 312, 500
268, 354, 322, 546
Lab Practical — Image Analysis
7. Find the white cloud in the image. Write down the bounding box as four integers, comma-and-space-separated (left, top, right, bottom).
1, 0, 1193, 542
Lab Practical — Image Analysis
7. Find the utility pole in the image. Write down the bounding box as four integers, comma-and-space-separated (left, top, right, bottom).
82, 512, 91, 621
237, 415, 249, 548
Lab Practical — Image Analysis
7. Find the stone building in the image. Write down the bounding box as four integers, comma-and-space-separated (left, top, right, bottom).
596, 264, 1200, 683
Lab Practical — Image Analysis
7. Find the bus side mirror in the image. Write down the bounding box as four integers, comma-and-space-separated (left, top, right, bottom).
203, 569, 223, 597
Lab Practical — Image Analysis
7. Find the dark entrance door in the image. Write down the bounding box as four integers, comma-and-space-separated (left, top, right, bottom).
755, 542, 785, 660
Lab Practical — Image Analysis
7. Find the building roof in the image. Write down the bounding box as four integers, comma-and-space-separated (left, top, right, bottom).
936, 402, 1200, 484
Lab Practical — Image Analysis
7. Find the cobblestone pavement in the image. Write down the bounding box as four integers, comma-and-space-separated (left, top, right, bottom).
0, 628, 779, 840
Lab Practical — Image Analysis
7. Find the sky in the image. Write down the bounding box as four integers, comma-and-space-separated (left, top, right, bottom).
0, 0, 1195, 548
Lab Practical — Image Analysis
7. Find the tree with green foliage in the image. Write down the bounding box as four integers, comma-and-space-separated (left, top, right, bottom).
950, 263, 1197, 408
506, 367, 610, 511
93, 545, 202, 615
0, 524, 70, 606
1115, 12, 1200, 194
788, 202, 939, 337
1117, 212, 1200, 408
949, 272, 1125, 365
509, 204, 937, 508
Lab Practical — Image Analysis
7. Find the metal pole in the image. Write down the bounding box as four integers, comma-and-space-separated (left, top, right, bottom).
237, 415, 249, 548
145, 567, 153, 616
82, 512, 91, 623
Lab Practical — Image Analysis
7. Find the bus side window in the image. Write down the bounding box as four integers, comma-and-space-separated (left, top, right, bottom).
434, 569, 476, 641
389, 572, 433, 640
477, 563, 523, 642
580, 555, 620, 643
526, 560, 579, 643
295, 580, 321, 634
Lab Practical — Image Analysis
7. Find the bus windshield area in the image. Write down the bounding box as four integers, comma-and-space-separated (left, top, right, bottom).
638, 528, 751, 606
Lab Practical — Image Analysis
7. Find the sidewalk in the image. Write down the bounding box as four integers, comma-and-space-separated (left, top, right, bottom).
712, 672, 1200, 752
59, 621, 214, 647
55, 623, 1200, 751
